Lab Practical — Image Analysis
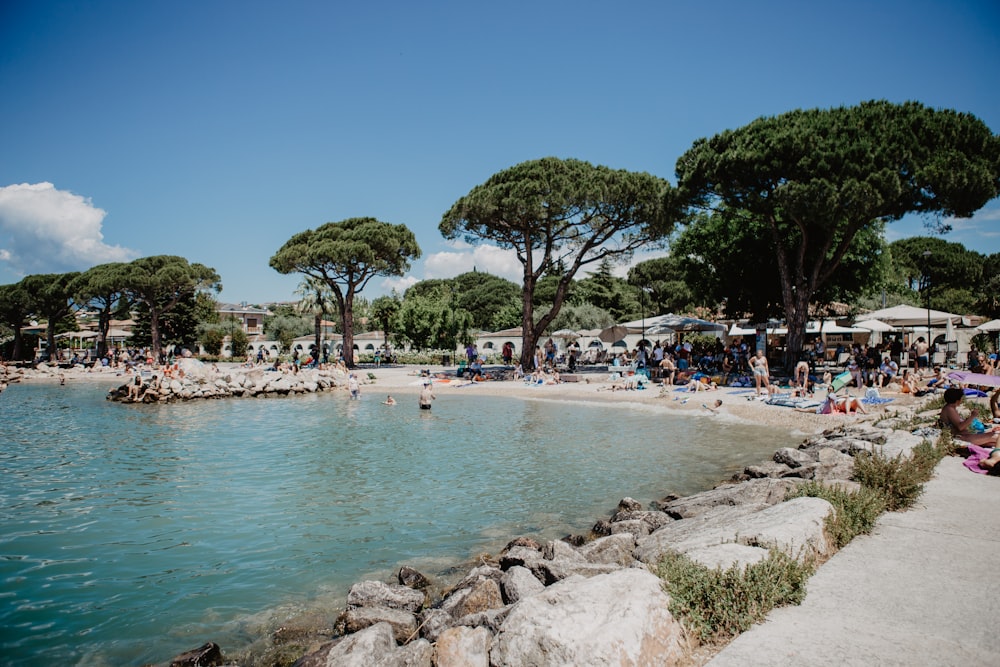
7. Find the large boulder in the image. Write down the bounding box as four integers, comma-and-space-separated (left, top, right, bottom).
434, 626, 491, 667
489, 569, 684, 666
347, 580, 425, 613
659, 477, 802, 519
635, 496, 834, 567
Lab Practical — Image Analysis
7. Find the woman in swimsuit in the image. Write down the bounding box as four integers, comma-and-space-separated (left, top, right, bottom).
750, 350, 770, 396
940, 387, 1000, 450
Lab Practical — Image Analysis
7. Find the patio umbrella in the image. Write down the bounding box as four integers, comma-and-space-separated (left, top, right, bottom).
945, 318, 956, 342
643, 323, 675, 337
853, 319, 897, 333
598, 324, 631, 343
976, 319, 1000, 333
947, 371, 1000, 389
856, 304, 969, 327
550, 329, 579, 339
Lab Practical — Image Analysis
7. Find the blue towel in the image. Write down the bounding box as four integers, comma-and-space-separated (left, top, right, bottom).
861, 397, 894, 405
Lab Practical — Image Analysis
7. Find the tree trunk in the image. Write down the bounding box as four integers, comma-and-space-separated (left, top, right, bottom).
519, 282, 538, 370
313, 312, 322, 362
12, 325, 24, 361
340, 295, 354, 369
97, 307, 111, 359
150, 305, 162, 362
782, 291, 811, 370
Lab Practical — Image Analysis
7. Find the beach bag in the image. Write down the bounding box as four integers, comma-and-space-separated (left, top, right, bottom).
865, 387, 880, 400
969, 418, 986, 434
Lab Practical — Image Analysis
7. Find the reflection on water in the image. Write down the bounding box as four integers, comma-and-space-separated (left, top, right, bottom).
0, 383, 796, 665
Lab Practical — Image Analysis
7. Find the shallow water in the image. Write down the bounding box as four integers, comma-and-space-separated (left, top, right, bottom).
0, 383, 797, 665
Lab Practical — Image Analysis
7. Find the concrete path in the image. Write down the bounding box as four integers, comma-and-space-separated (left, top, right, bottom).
707, 456, 1000, 667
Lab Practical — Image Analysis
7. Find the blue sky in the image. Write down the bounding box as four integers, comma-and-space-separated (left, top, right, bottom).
2, 0, 998, 304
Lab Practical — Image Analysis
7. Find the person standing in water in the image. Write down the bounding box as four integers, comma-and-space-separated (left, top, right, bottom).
419, 381, 435, 410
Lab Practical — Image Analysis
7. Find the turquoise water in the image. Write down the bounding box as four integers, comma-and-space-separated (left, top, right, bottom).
0, 382, 796, 666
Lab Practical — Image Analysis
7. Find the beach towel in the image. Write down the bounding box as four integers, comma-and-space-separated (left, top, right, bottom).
963, 444, 995, 475
861, 397, 894, 405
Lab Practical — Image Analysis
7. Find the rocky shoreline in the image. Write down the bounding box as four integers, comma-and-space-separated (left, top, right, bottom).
160, 402, 933, 666
4, 362, 929, 666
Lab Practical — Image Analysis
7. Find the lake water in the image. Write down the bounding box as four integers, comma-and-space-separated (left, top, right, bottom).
0, 382, 797, 666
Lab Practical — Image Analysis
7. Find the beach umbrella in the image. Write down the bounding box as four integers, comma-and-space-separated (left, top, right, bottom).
945, 318, 956, 342
947, 371, 1000, 389
976, 319, 1000, 333
598, 324, 631, 343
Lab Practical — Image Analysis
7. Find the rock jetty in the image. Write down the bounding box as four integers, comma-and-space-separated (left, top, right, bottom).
105, 359, 358, 403
164, 416, 930, 666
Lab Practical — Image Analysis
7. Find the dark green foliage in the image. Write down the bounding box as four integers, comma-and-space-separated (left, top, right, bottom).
441, 157, 676, 368
657, 549, 813, 643
271, 217, 420, 368
677, 100, 1000, 367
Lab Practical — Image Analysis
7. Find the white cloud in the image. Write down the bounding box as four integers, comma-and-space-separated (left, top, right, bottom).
424, 243, 523, 282
0, 182, 138, 275
381, 275, 418, 294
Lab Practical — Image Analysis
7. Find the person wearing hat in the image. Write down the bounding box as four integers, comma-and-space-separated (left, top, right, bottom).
419, 381, 435, 410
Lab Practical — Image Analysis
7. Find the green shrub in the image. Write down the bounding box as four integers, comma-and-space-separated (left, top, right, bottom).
788, 481, 886, 549
656, 549, 813, 643
853, 448, 928, 511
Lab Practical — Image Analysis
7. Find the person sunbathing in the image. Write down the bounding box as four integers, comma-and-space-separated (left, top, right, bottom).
939, 387, 1000, 448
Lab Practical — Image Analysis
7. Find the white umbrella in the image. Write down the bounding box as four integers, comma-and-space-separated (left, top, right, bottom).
550, 329, 579, 339
976, 319, 1000, 333
854, 319, 897, 333
945, 318, 956, 342
643, 323, 675, 336
856, 304, 969, 327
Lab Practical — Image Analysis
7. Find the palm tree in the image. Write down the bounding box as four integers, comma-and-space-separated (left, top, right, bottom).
294, 277, 336, 362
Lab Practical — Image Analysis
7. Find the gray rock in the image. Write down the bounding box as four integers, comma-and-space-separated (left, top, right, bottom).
340, 606, 418, 644
397, 566, 430, 590
374, 639, 433, 667
635, 496, 834, 565
617, 497, 644, 512
498, 546, 543, 571
660, 478, 802, 519
533, 559, 623, 585
455, 605, 511, 634
500, 566, 544, 604
347, 580, 425, 613
320, 622, 395, 667
682, 543, 771, 571
774, 447, 817, 468
745, 461, 794, 478
440, 577, 503, 619
610, 519, 650, 537
416, 608, 452, 642
489, 569, 684, 667
578, 533, 637, 567
609, 509, 673, 531
434, 626, 491, 667
542, 539, 586, 563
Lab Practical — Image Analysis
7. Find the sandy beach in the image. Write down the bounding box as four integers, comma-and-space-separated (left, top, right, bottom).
3, 361, 920, 435
339, 364, 918, 435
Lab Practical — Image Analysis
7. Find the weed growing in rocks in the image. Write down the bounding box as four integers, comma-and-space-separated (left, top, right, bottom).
656, 549, 813, 644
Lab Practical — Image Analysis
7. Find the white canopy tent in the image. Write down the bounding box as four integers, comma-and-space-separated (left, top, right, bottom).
856, 304, 970, 327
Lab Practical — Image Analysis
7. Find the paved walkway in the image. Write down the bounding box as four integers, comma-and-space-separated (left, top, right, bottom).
708, 456, 1000, 667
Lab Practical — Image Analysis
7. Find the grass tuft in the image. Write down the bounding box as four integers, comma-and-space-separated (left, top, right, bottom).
656, 549, 813, 643
788, 481, 886, 549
